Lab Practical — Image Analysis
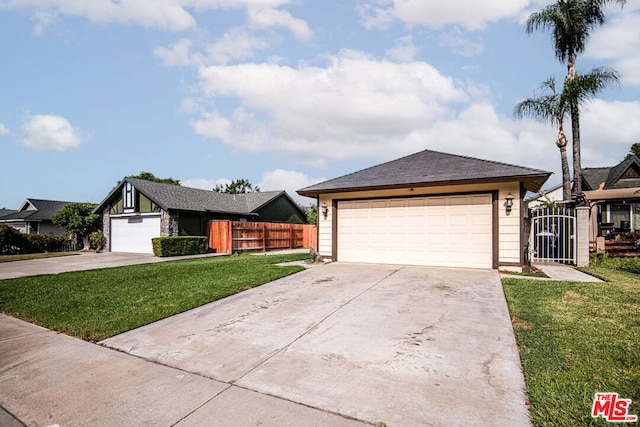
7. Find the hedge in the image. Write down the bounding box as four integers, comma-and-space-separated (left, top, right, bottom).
0, 224, 74, 254
152, 236, 208, 257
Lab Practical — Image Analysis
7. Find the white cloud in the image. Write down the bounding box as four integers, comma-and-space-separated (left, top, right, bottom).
191, 50, 469, 166
385, 35, 418, 62
154, 38, 201, 67
0, 123, 9, 136
360, 0, 529, 31
438, 28, 484, 57
259, 169, 326, 205
5, 0, 305, 34
181, 177, 230, 191
579, 99, 640, 166
585, 10, 640, 86
20, 114, 88, 151
247, 6, 312, 41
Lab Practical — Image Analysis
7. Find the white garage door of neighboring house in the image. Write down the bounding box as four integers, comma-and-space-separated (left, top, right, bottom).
337, 194, 493, 269
110, 216, 161, 254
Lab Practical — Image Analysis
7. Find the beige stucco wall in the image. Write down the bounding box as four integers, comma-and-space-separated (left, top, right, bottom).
317, 181, 524, 268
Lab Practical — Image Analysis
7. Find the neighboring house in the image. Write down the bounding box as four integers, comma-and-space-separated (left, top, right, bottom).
526, 183, 564, 209
0, 199, 72, 235
297, 149, 551, 270
582, 155, 640, 239
94, 177, 307, 254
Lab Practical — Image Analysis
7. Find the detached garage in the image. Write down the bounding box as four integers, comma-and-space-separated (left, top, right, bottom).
298, 149, 551, 270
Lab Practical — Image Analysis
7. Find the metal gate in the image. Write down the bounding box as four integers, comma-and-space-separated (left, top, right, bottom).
530, 207, 577, 265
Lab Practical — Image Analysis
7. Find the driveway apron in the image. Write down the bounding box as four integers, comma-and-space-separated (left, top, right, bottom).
103, 263, 530, 426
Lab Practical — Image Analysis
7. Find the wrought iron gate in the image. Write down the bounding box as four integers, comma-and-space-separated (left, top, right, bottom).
530, 207, 577, 265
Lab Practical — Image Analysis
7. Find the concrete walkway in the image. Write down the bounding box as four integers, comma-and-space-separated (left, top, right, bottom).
500, 263, 603, 283
0, 263, 531, 426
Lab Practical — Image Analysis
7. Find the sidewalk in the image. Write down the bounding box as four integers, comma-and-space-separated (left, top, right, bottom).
500, 263, 603, 283
0, 314, 365, 427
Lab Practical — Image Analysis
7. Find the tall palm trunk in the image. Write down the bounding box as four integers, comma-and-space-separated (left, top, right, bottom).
566, 51, 582, 198
557, 123, 572, 201
569, 101, 582, 196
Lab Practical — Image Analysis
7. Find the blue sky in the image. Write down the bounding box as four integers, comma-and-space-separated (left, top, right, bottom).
1, 0, 639, 209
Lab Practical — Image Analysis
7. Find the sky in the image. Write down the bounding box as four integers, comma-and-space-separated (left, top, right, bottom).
1, 0, 639, 209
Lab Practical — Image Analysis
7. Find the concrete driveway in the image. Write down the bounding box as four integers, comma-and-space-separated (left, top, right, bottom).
100, 263, 531, 426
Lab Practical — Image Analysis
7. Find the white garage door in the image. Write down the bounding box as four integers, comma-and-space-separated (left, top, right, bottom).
337, 194, 493, 268
110, 216, 161, 254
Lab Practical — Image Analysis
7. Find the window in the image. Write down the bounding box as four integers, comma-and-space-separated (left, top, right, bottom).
124, 182, 135, 212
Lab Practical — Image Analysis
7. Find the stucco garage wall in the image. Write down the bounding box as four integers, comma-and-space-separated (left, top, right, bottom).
318, 181, 523, 268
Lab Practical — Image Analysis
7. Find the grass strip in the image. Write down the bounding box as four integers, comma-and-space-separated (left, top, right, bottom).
0, 252, 80, 263
0, 253, 310, 342
503, 268, 640, 426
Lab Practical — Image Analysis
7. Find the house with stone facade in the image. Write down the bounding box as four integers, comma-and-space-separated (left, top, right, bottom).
94, 177, 307, 254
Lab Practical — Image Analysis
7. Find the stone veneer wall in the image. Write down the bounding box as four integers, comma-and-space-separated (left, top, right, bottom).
161, 210, 179, 237
102, 208, 111, 252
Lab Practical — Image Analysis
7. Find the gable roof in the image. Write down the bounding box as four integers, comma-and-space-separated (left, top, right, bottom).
94, 177, 300, 217
0, 199, 73, 222
298, 149, 551, 197
0, 209, 18, 219
582, 156, 640, 191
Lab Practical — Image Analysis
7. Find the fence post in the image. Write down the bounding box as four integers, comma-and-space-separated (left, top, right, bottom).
575, 207, 590, 267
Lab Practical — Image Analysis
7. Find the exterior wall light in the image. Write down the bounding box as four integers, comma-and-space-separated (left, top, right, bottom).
505, 192, 514, 213
321, 202, 329, 220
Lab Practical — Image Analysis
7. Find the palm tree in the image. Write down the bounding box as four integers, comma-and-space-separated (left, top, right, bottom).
526, 0, 625, 198
514, 69, 620, 202
515, 77, 572, 201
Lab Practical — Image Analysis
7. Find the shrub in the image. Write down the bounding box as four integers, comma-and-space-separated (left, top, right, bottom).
90, 230, 106, 251
25, 234, 71, 253
152, 236, 208, 257
0, 224, 25, 254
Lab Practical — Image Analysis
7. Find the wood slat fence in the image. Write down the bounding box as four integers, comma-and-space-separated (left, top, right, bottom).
207, 220, 317, 254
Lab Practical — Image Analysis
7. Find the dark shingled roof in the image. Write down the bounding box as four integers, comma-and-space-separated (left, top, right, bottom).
94, 177, 290, 216
0, 199, 73, 222
298, 149, 551, 196
582, 156, 640, 191
0, 209, 18, 219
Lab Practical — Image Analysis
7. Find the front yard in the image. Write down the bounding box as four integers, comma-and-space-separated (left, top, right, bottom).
503, 265, 640, 426
0, 253, 310, 342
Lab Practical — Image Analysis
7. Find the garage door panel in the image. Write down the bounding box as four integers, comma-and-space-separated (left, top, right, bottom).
338, 194, 492, 268
111, 216, 161, 254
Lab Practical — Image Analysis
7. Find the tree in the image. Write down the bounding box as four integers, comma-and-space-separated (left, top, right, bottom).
51, 203, 102, 249
514, 77, 572, 201
305, 204, 318, 225
129, 171, 180, 186
624, 142, 640, 160
526, 0, 626, 197
213, 179, 260, 194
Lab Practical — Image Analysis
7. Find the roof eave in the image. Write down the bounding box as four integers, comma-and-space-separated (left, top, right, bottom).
298, 173, 551, 197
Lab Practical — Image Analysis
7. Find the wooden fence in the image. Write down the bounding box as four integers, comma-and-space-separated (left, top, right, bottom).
207, 220, 317, 253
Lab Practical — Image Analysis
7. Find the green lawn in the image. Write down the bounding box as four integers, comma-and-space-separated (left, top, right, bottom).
503, 267, 640, 426
0, 253, 310, 342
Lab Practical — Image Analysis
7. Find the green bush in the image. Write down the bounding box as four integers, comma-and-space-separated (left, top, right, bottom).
152, 236, 208, 257
90, 230, 106, 251
0, 225, 72, 254
0, 224, 25, 254
24, 234, 70, 253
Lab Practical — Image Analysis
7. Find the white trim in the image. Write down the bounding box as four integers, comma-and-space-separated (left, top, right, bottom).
109, 213, 161, 219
